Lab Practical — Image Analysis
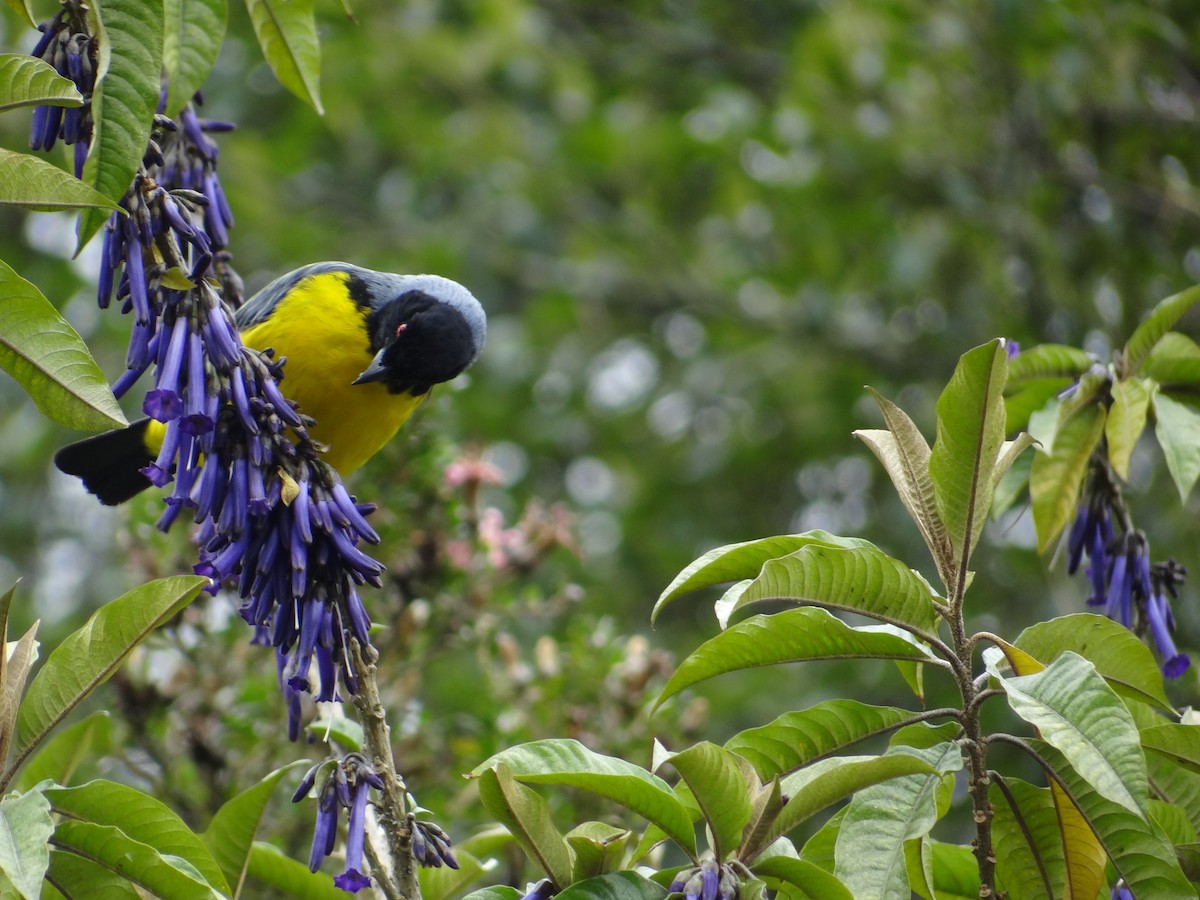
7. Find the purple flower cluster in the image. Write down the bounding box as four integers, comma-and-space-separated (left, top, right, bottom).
28, 3, 94, 177
293, 754, 384, 893
411, 817, 460, 870
1067, 493, 1190, 679
668, 860, 738, 900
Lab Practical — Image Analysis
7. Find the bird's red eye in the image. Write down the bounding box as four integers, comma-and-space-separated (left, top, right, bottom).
395, 323, 408, 338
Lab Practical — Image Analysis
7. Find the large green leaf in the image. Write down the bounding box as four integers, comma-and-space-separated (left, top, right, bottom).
752, 856, 853, 900
46, 781, 227, 895
725, 701, 931, 780
201, 761, 311, 896
833, 742, 962, 900
724, 544, 941, 638
1031, 739, 1193, 897
246, 842, 347, 899
556, 872, 666, 900
768, 751, 944, 847
989, 778, 1064, 900
16, 710, 111, 792
0, 150, 120, 212
0, 789, 53, 900
0, 56, 83, 112
564, 822, 630, 882
163, 0, 227, 116
1124, 284, 1200, 375
1029, 401, 1106, 553
1152, 391, 1200, 501
44, 849, 140, 898
77, 0, 164, 248
476, 765, 575, 889
658, 742, 750, 860
472, 740, 696, 857
1105, 378, 1151, 481
13, 576, 207, 766
656, 608, 941, 709
1007, 344, 1094, 384
1141, 332, 1200, 388
0, 258, 127, 432
907, 840, 978, 900
1139, 724, 1200, 776
51, 819, 220, 899
244, 0, 323, 113
996, 652, 1147, 815
928, 340, 1008, 590
1015, 613, 1173, 712
854, 389, 953, 593
653, 532, 873, 623
3, 0, 36, 27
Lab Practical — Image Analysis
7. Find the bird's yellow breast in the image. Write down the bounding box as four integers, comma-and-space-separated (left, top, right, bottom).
235, 272, 426, 473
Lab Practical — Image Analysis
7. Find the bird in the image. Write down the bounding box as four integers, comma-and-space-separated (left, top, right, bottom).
55, 262, 487, 505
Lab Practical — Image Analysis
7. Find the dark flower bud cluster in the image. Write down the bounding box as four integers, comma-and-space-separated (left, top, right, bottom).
410, 817, 460, 869
668, 860, 739, 900
293, 754, 385, 893
31, 11, 387, 733
1066, 464, 1190, 679
28, 1, 95, 177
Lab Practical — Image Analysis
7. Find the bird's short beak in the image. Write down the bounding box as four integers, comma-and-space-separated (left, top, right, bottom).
353, 349, 388, 385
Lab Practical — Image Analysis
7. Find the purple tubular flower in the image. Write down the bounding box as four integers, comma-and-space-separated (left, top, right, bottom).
1105, 551, 1132, 628
331, 484, 380, 544
700, 860, 720, 900
1146, 591, 1190, 679
308, 781, 340, 872
333, 782, 372, 893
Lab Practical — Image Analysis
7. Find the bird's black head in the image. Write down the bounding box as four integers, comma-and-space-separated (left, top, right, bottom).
356, 289, 482, 395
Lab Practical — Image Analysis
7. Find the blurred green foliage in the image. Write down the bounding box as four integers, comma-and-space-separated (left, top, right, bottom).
1, 0, 1199, 892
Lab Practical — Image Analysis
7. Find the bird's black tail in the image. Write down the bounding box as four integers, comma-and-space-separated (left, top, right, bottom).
54, 419, 155, 505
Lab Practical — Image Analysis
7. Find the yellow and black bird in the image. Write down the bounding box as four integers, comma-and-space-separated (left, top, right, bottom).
55, 262, 487, 504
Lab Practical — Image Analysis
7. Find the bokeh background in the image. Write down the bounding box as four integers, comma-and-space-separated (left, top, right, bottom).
2, 0, 1200, 890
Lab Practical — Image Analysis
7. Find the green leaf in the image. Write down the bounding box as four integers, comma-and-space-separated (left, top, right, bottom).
656, 608, 940, 709
653, 532, 873, 624
854, 389, 953, 593
1029, 401, 1105, 553
51, 819, 220, 899
1106, 378, 1151, 481
0, 258, 128, 432
658, 742, 751, 860
1124, 284, 1200, 375
0, 149, 120, 213
77, 0, 165, 249
45, 850, 140, 899
1007, 344, 1094, 384
0, 56, 83, 112
461, 889, 523, 900
46, 780, 227, 895
752, 855, 853, 900
476, 765, 575, 889
163, 0, 227, 116
246, 841, 347, 899
1140, 724, 1200, 776
0, 789, 53, 900
564, 822, 630, 881
419, 847, 495, 900
833, 742, 962, 900
0, 619, 39, 769
244, 0, 323, 113
14, 576, 207, 764
16, 710, 111, 792
201, 761, 311, 896
725, 700, 929, 780
990, 778, 1064, 900
1031, 739, 1194, 897
996, 652, 1147, 815
910, 840, 978, 900
472, 740, 696, 858
1015, 613, 1173, 712
556, 872, 666, 900
1005, 379, 1068, 435
1141, 332, 1200, 387
928, 339, 1008, 586
1152, 391, 1200, 501
724, 544, 942, 638
1150, 797, 1199, 845
305, 716, 363, 751
798, 806, 844, 871
3, 0, 36, 28
769, 747, 952, 844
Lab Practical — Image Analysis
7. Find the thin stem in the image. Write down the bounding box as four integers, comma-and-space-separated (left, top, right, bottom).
990, 771, 1052, 900
347, 638, 420, 900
